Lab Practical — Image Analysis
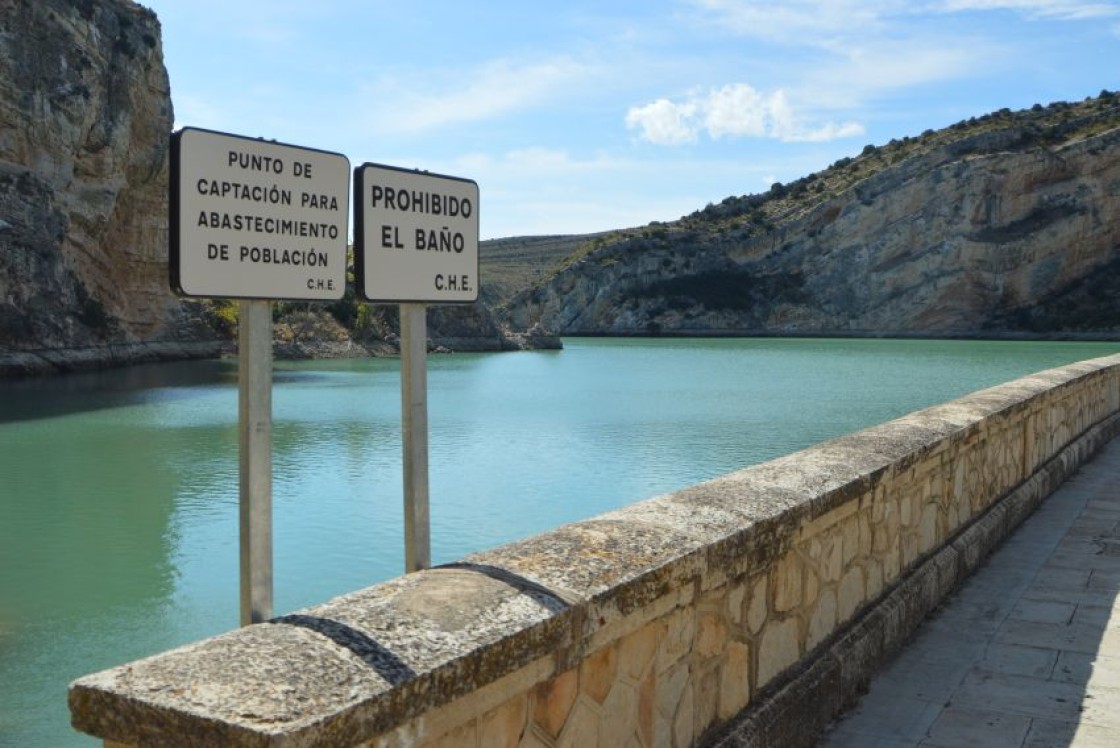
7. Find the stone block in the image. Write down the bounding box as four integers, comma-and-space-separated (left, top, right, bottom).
619, 622, 658, 681
838, 567, 866, 622
946, 500, 962, 534
823, 534, 843, 583
600, 682, 639, 747
803, 567, 821, 610
873, 525, 889, 553
695, 666, 720, 735
773, 554, 803, 613
696, 611, 728, 660
807, 589, 838, 651
428, 722, 477, 748
727, 583, 745, 626
842, 517, 860, 565
657, 608, 695, 673
719, 641, 752, 719
746, 576, 768, 635
871, 490, 886, 523
885, 545, 902, 581
656, 662, 689, 723
673, 678, 695, 748
478, 696, 528, 748
758, 618, 800, 688
517, 729, 554, 748
866, 560, 884, 601
557, 697, 601, 748
532, 668, 578, 739
580, 645, 618, 704
652, 711, 673, 748
799, 500, 859, 542
638, 670, 655, 747
886, 502, 901, 541
920, 503, 940, 554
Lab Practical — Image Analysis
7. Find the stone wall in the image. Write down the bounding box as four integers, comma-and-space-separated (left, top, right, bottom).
70, 353, 1120, 747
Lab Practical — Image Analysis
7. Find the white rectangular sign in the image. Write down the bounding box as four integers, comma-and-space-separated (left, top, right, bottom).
171, 127, 350, 300
354, 163, 479, 303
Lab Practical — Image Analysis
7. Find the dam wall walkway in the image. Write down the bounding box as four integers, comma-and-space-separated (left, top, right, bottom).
814, 436, 1120, 748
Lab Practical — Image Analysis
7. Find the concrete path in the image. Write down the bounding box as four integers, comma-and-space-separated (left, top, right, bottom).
819, 438, 1120, 748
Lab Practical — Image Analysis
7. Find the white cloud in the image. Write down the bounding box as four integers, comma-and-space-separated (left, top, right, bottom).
689, 0, 904, 42
704, 84, 771, 138
677, 2, 991, 137
368, 56, 595, 135
845, 43, 979, 89
625, 84, 864, 145
692, 0, 1120, 37
625, 99, 700, 145
936, 0, 1120, 20
419, 148, 693, 236
694, 0, 857, 39
804, 40, 985, 112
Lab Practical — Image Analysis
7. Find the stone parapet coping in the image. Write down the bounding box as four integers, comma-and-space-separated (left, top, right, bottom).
69, 353, 1120, 747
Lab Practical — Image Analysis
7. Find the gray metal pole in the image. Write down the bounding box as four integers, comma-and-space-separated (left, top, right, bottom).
238, 299, 273, 625
400, 302, 431, 573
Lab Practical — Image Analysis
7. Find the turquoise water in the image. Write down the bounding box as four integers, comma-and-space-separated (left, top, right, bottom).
1, 337, 1117, 745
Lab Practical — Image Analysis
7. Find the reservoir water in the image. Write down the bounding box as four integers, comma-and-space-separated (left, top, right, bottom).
2, 337, 1118, 745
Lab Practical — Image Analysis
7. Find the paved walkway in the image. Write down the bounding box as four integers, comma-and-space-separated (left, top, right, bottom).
819, 438, 1120, 748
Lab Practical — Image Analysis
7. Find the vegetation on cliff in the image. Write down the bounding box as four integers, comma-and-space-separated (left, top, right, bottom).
500, 90, 1120, 338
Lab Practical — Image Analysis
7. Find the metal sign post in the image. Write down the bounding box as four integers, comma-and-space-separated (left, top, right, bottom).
353, 163, 479, 575
238, 298, 273, 624
170, 127, 350, 626
400, 303, 431, 572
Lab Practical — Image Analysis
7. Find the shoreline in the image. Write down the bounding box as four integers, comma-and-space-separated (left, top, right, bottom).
0, 332, 564, 380
3, 329, 1116, 380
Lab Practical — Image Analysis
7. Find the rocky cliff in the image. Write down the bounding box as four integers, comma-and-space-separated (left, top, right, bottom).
504, 94, 1120, 339
0, 0, 539, 377
0, 0, 226, 375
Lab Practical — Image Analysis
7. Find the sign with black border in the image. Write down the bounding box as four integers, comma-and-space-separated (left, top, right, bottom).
354, 163, 479, 304
170, 127, 350, 301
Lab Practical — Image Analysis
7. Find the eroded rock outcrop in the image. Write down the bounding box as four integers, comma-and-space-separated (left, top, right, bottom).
0, 0, 224, 375
505, 97, 1120, 338
0, 0, 544, 377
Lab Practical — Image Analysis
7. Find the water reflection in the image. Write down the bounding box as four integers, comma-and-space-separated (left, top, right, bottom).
0, 360, 237, 424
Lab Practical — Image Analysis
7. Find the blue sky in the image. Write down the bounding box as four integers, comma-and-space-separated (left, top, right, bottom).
141, 0, 1120, 239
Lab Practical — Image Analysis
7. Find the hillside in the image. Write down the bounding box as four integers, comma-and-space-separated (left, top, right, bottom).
479, 234, 599, 305
0, 0, 550, 377
500, 92, 1120, 339
0, 0, 229, 375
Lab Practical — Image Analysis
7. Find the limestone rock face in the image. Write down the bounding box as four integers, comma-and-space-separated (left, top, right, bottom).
505, 116, 1120, 338
0, 0, 215, 373
0, 0, 543, 373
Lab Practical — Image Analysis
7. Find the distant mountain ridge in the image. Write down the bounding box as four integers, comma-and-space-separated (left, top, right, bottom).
498, 92, 1120, 339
